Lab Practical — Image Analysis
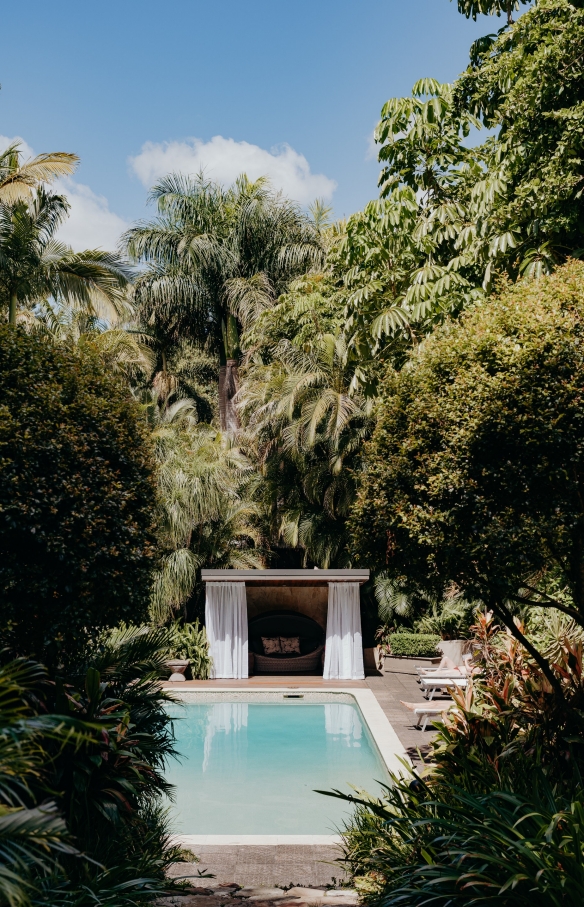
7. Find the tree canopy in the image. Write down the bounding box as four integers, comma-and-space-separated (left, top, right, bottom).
0, 328, 157, 667
350, 260, 584, 684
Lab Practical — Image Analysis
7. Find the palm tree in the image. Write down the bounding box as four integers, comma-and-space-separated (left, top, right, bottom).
0, 188, 132, 325
28, 298, 155, 380
238, 284, 374, 567
124, 173, 324, 431
141, 388, 264, 623
0, 142, 78, 204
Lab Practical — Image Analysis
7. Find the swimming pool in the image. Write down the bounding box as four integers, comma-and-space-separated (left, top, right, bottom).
165, 693, 394, 835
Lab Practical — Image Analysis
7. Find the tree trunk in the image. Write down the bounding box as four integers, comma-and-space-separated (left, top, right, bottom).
9, 291, 17, 325
219, 359, 240, 434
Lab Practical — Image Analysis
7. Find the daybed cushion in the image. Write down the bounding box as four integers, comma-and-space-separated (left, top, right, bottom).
261, 636, 282, 655
248, 610, 325, 657
254, 645, 325, 674
280, 636, 301, 654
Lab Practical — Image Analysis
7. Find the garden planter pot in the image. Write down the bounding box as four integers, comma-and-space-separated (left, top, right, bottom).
364, 646, 383, 674
384, 655, 438, 675
166, 659, 189, 682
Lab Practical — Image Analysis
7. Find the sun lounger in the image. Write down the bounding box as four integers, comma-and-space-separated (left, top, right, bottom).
415, 667, 468, 678
400, 699, 453, 731
419, 676, 468, 700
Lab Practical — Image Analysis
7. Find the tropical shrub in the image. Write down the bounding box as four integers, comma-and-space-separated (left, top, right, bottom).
0, 659, 78, 907
0, 628, 181, 906
414, 595, 476, 639
167, 620, 212, 679
351, 261, 584, 688
0, 327, 157, 668
337, 778, 584, 907
334, 613, 584, 906
431, 612, 584, 798
384, 633, 440, 658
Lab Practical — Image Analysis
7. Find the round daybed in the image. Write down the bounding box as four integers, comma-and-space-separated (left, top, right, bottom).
248, 610, 325, 674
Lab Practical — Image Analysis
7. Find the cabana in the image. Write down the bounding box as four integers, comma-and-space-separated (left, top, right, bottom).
201, 568, 369, 681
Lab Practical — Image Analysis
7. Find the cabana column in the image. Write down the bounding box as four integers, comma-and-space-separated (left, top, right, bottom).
205, 581, 248, 679
323, 582, 365, 680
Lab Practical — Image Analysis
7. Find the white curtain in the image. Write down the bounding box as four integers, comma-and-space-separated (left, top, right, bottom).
323, 582, 365, 680
203, 702, 248, 770
205, 582, 248, 679
324, 703, 363, 742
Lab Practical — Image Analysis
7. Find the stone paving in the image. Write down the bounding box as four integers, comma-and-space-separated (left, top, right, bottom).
159, 870, 355, 906
364, 657, 440, 766
167, 848, 349, 888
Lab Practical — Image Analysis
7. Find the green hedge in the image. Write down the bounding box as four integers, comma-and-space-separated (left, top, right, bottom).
389, 633, 441, 658
0, 327, 157, 669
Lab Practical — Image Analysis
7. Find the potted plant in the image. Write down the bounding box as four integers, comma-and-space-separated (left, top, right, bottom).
166, 620, 212, 681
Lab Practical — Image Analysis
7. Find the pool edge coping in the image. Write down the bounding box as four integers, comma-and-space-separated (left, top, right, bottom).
168, 687, 410, 846
170, 834, 343, 845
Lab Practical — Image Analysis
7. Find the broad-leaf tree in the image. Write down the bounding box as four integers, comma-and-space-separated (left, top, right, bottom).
0, 327, 157, 668
350, 260, 584, 694
453, 0, 529, 22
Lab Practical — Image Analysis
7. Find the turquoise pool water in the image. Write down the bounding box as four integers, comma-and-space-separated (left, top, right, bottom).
165, 700, 390, 834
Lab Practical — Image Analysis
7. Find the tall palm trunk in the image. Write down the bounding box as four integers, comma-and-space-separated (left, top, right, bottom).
9, 291, 17, 325
219, 359, 240, 434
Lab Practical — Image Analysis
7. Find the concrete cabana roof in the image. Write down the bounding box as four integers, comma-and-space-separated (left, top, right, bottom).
201, 569, 370, 586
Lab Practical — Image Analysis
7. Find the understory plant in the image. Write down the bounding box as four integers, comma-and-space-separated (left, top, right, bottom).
167, 620, 212, 680
0, 625, 182, 907
332, 611, 584, 905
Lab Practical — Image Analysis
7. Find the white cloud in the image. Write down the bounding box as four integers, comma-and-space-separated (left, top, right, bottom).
0, 134, 35, 160
0, 135, 128, 251
53, 179, 128, 251
366, 130, 379, 161
129, 135, 337, 205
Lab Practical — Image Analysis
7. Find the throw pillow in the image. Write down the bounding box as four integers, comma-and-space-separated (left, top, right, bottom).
261, 636, 282, 655
280, 636, 301, 654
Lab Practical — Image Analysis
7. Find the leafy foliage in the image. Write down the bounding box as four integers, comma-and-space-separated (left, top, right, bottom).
0, 327, 157, 668
344, 1, 584, 392
0, 188, 131, 325
338, 778, 584, 906
452, 0, 584, 280
0, 660, 78, 907
341, 81, 484, 388
166, 620, 212, 679
350, 261, 584, 685
430, 612, 584, 798
239, 275, 374, 566
333, 613, 584, 906
0, 631, 181, 907
145, 390, 263, 622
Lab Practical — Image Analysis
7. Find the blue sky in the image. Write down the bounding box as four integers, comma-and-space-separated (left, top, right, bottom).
1, 1, 493, 249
